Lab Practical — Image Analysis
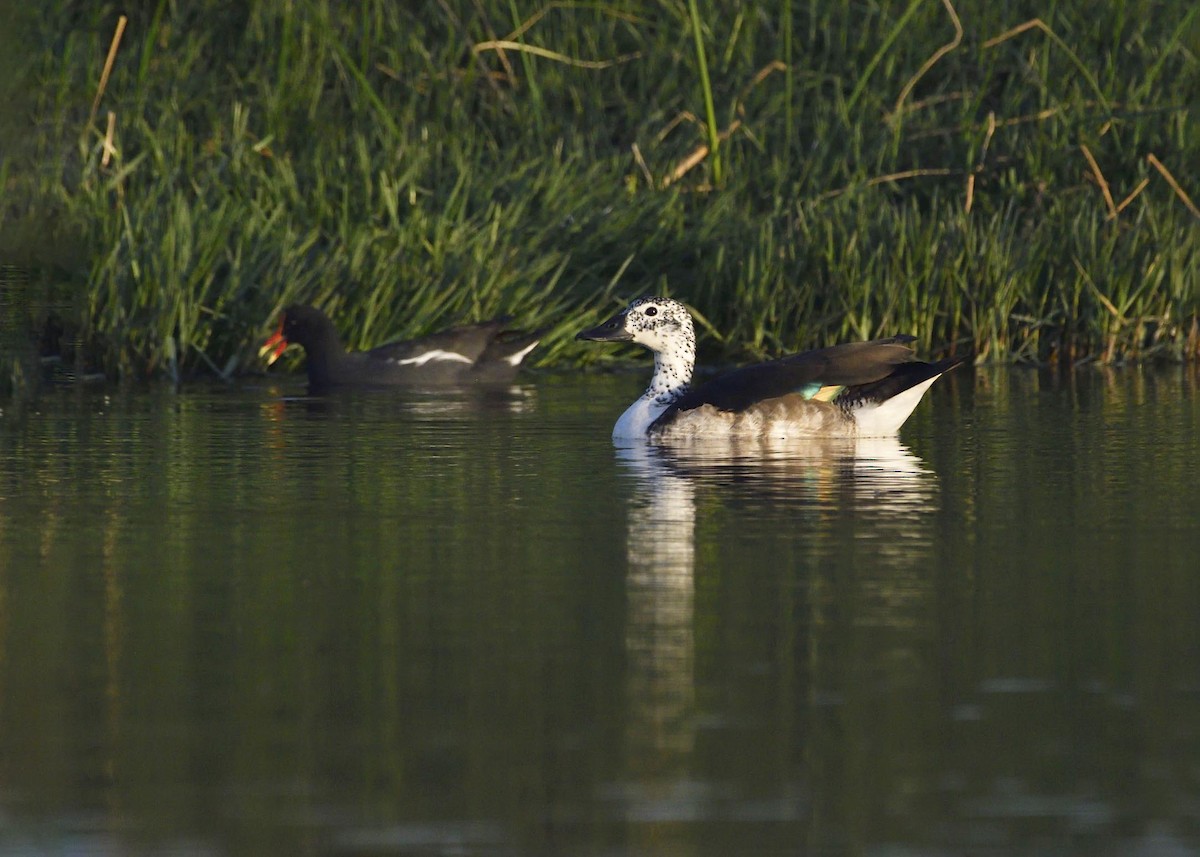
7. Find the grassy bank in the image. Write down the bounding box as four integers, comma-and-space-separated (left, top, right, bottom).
2, 0, 1199, 387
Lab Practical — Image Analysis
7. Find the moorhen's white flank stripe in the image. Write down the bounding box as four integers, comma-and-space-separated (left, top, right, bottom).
392, 349, 473, 366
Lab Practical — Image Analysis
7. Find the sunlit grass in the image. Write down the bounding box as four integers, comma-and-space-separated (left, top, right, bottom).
1, 0, 1198, 389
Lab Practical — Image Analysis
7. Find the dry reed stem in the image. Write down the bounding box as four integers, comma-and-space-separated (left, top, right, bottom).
1080, 144, 1116, 217
982, 18, 1047, 49
502, 0, 544, 40
1147, 154, 1200, 219
89, 15, 127, 128
1110, 177, 1150, 219
630, 142, 653, 187
436, 0, 507, 101
964, 113, 995, 212
654, 112, 698, 146
1077, 257, 1121, 319
649, 63, 783, 187
997, 105, 1069, 127
653, 64, 783, 151
472, 40, 640, 69
102, 111, 117, 168
891, 0, 962, 120
907, 100, 1111, 142
818, 168, 954, 200
662, 120, 742, 187
469, 0, 516, 83
735, 60, 787, 113
982, 16, 1111, 114
892, 92, 967, 120
1075, 257, 1121, 363
505, 2, 645, 42
664, 148, 708, 188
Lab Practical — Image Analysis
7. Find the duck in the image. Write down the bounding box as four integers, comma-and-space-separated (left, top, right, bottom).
260, 304, 542, 391
576, 296, 962, 441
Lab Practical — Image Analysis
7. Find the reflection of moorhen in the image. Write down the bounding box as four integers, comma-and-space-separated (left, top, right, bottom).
578, 296, 962, 441
35, 312, 106, 383
37, 313, 66, 362
260, 304, 542, 392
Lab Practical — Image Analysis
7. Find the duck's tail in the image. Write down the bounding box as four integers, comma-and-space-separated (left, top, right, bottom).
840, 357, 964, 437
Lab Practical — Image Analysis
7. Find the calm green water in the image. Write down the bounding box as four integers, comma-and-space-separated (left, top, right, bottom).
0, 369, 1198, 856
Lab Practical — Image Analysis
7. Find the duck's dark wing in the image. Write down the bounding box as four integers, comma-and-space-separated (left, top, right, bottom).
664, 336, 921, 415
837, 356, 965, 407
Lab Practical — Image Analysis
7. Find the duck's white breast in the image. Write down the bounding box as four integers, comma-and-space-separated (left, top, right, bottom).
612, 397, 670, 440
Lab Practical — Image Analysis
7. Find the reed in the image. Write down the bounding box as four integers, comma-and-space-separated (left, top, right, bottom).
0, 0, 1197, 389
685, 0, 722, 185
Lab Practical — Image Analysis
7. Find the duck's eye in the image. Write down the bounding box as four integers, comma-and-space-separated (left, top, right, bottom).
643, 306, 658, 317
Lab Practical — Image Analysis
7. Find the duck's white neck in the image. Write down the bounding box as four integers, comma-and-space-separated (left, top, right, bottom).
646, 347, 694, 403
612, 343, 695, 439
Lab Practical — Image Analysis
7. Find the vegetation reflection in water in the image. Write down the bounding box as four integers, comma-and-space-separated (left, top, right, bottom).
0, 371, 1197, 854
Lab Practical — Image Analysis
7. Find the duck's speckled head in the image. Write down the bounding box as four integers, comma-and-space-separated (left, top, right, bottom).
576, 296, 695, 357
578, 296, 698, 429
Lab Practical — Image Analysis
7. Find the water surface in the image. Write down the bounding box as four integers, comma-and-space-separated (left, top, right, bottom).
0, 368, 1198, 855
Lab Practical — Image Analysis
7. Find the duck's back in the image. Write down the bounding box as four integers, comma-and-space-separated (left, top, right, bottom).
649, 337, 958, 440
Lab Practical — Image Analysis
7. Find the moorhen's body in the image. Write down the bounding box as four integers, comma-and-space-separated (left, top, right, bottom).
261, 304, 541, 391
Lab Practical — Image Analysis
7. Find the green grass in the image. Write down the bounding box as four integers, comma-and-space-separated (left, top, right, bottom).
1, 0, 1199, 389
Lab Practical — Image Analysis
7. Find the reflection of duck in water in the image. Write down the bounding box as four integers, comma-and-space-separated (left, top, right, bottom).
615, 436, 933, 706
578, 297, 961, 442
612, 435, 938, 828
622, 435, 937, 516
616, 444, 698, 789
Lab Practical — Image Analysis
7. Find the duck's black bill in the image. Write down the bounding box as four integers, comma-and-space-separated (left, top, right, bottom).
576, 312, 632, 342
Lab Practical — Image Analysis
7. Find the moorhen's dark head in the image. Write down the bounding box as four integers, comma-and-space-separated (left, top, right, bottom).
259, 305, 341, 365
